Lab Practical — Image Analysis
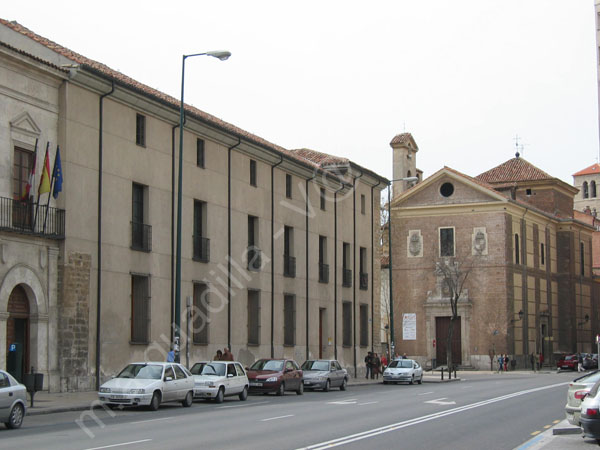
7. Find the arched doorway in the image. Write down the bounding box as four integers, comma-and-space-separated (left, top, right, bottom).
6, 285, 29, 382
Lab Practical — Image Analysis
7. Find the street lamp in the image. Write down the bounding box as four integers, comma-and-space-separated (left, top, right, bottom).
175, 50, 231, 363
387, 176, 418, 356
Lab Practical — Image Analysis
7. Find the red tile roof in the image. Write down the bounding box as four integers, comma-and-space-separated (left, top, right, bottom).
291, 148, 349, 167
573, 163, 600, 177
389, 132, 415, 147
475, 157, 554, 183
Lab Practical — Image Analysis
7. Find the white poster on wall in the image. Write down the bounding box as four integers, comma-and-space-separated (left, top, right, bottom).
403, 313, 417, 340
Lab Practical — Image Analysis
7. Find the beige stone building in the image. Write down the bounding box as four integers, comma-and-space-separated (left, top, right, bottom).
573, 163, 600, 215
0, 20, 386, 391
390, 153, 597, 370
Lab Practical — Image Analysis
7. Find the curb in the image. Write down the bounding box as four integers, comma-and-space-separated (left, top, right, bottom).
552, 427, 582, 436
28, 404, 100, 416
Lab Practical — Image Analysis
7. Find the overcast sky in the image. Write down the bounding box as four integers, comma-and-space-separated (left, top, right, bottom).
4, 1, 599, 184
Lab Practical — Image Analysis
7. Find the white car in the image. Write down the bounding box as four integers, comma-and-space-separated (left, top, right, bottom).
0, 370, 26, 429
191, 361, 249, 403
383, 359, 423, 385
98, 362, 194, 410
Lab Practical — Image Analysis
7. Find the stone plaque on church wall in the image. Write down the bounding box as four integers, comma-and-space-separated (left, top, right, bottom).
407, 230, 423, 258
472, 227, 488, 256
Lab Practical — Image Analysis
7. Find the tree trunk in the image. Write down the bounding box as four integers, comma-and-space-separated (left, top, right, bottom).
446, 317, 454, 370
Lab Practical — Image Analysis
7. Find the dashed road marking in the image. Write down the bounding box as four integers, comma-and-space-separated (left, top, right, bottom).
531, 430, 541, 436
261, 414, 294, 422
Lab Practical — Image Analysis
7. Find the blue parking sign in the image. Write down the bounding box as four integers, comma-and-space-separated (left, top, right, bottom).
9, 344, 16, 352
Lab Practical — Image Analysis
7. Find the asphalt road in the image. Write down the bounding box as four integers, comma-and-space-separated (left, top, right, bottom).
0, 371, 579, 450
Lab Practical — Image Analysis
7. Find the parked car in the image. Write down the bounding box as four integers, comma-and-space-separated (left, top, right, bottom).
383, 359, 423, 385
246, 359, 303, 395
98, 362, 194, 410
584, 354, 599, 371
191, 361, 248, 403
565, 370, 600, 426
0, 370, 26, 429
578, 379, 600, 442
557, 354, 578, 371
301, 359, 348, 392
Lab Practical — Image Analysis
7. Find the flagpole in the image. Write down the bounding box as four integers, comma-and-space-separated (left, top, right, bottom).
33, 141, 49, 233
43, 145, 58, 234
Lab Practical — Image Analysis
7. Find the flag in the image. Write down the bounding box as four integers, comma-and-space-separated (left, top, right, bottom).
52, 146, 63, 199
21, 139, 38, 201
38, 145, 51, 195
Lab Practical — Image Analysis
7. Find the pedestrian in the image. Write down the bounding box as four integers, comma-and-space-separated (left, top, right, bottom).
530, 352, 535, 371
503, 354, 509, 372
222, 347, 234, 361
166, 347, 175, 362
364, 352, 372, 379
497, 354, 503, 373
535, 352, 540, 371
539, 352, 544, 367
213, 349, 223, 361
578, 353, 584, 372
373, 353, 381, 379
402, 353, 407, 359
381, 353, 388, 371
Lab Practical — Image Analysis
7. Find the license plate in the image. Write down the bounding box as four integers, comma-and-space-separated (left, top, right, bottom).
110, 395, 125, 399
303, 381, 311, 385
249, 382, 262, 387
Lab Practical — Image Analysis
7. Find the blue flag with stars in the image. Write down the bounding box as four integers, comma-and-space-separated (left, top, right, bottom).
52, 146, 63, 199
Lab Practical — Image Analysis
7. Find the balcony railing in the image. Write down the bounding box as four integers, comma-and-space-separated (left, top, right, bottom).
247, 247, 262, 271
360, 272, 368, 290
283, 254, 296, 278
131, 221, 152, 252
319, 263, 329, 283
342, 268, 352, 287
193, 235, 210, 262
0, 197, 65, 239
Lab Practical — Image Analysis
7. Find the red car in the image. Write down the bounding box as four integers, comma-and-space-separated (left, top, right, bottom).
557, 354, 578, 371
246, 359, 304, 395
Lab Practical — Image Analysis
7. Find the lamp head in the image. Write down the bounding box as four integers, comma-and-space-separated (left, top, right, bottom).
207, 50, 232, 61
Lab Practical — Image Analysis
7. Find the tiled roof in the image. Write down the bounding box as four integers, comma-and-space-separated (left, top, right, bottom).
390, 132, 415, 147
0, 39, 68, 73
291, 148, 349, 167
475, 156, 554, 184
573, 163, 600, 177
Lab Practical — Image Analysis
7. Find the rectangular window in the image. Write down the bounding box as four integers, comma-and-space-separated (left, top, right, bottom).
284, 226, 296, 277
284, 294, 296, 346
342, 242, 352, 287
360, 304, 368, 347
193, 200, 209, 262
515, 234, 520, 264
439, 227, 455, 257
248, 216, 261, 271
247, 290, 260, 345
132, 183, 151, 251
540, 243, 545, 266
342, 301, 352, 347
359, 247, 368, 290
193, 283, 209, 344
13, 147, 33, 200
136, 113, 146, 147
197, 138, 205, 168
320, 188, 326, 211
131, 274, 150, 343
581, 242, 585, 276
319, 235, 329, 283
361, 194, 366, 215
285, 174, 292, 199
250, 159, 257, 186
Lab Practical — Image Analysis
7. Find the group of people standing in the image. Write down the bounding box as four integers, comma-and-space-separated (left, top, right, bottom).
529, 352, 544, 371
496, 354, 510, 372
212, 347, 234, 361
364, 352, 388, 379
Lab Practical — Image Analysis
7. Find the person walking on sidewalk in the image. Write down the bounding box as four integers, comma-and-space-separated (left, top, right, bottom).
381, 354, 388, 371
503, 354, 509, 372
578, 353, 584, 372
372, 353, 381, 379
364, 352, 372, 379
530, 353, 535, 371
497, 354, 503, 373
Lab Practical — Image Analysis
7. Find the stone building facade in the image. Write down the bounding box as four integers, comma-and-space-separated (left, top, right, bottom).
391, 155, 597, 370
573, 163, 600, 215
0, 20, 386, 391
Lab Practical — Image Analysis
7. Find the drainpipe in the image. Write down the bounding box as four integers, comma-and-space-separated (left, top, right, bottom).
333, 184, 344, 360
96, 81, 114, 391
306, 174, 316, 360
353, 170, 363, 378
371, 179, 382, 353
271, 155, 284, 358
228, 137, 241, 351
170, 122, 181, 345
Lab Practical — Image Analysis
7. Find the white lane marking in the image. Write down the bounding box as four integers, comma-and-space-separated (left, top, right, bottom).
84, 440, 152, 450
297, 381, 569, 450
130, 416, 174, 425
418, 391, 434, 396
261, 414, 294, 422
357, 401, 378, 406
425, 398, 456, 406
461, 385, 472, 389
327, 398, 357, 405
218, 400, 270, 409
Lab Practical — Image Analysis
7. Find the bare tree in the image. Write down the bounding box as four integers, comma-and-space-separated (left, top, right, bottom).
434, 256, 472, 370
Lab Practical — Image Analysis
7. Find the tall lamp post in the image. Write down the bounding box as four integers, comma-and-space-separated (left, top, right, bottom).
175, 50, 231, 362
387, 176, 418, 357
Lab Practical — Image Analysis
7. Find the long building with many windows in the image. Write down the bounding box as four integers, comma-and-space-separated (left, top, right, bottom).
0, 19, 387, 391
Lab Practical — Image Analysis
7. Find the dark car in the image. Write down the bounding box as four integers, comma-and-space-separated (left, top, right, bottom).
557, 354, 578, 371
246, 359, 303, 396
584, 354, 599, 371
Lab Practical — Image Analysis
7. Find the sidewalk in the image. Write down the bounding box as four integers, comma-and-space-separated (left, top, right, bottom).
515, 419, 594, 450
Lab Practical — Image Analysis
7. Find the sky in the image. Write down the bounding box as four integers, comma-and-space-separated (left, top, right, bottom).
3, 1, 599, 184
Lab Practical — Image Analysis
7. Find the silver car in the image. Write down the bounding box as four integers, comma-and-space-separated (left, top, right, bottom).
0, 370, 26, 429
98, 362, 194, 410
301, 360, 348, 391
565, 370, 600, 426
383, 359, 423, 384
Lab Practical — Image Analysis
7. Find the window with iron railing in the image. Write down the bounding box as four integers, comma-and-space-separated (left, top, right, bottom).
193, 200, 209, 262
360, 272, 368, 290
131, 183, 151, 251
284, 254, 296, 278
0, 197, 65, 238
342, 242, 351, 287
193, 236, 210, 262
319, 263, 329, 283
247, 247, 262, 271
131, 221, 152, 252
343, 268, 353, 287
359, 247, 368, 290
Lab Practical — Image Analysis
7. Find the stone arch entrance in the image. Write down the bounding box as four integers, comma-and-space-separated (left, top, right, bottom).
6, 285, 29, 382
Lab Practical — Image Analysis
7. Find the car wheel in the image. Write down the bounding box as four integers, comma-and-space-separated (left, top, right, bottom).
323, 380, 330, 392
215, 387, 224, 404
149, 391, 161, 411
296, 382, 304, 395
340, 378, 347, 391
418, 374, 423, 385
6, 403, 24, 429
276, 382, 285, 396
409, 375, 414, 385
182, 391, 193, 407
239, 386, 248, 401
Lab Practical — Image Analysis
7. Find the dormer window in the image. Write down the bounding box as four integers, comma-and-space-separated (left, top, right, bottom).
526, 188, 532, 196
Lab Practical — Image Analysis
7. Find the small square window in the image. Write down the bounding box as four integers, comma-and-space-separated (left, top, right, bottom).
526, 188, 532, 196
286, 174, 292, 199
136, 114, 146, 147
197, 139, 205, 168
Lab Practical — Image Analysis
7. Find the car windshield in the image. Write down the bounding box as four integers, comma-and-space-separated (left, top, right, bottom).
190, 363, 206, 375
578, 371, 600, 384
389, 360, 412, 369
250, 360, 284, 371
117, 364, 163, 380
302, 361, 330, 371
200, 363, 226, 376
565, 356, 575, 361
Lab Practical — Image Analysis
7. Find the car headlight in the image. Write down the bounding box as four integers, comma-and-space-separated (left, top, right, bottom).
128, 389, 145, 394
266, 377, 278, 382
99, 387, 111, 393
